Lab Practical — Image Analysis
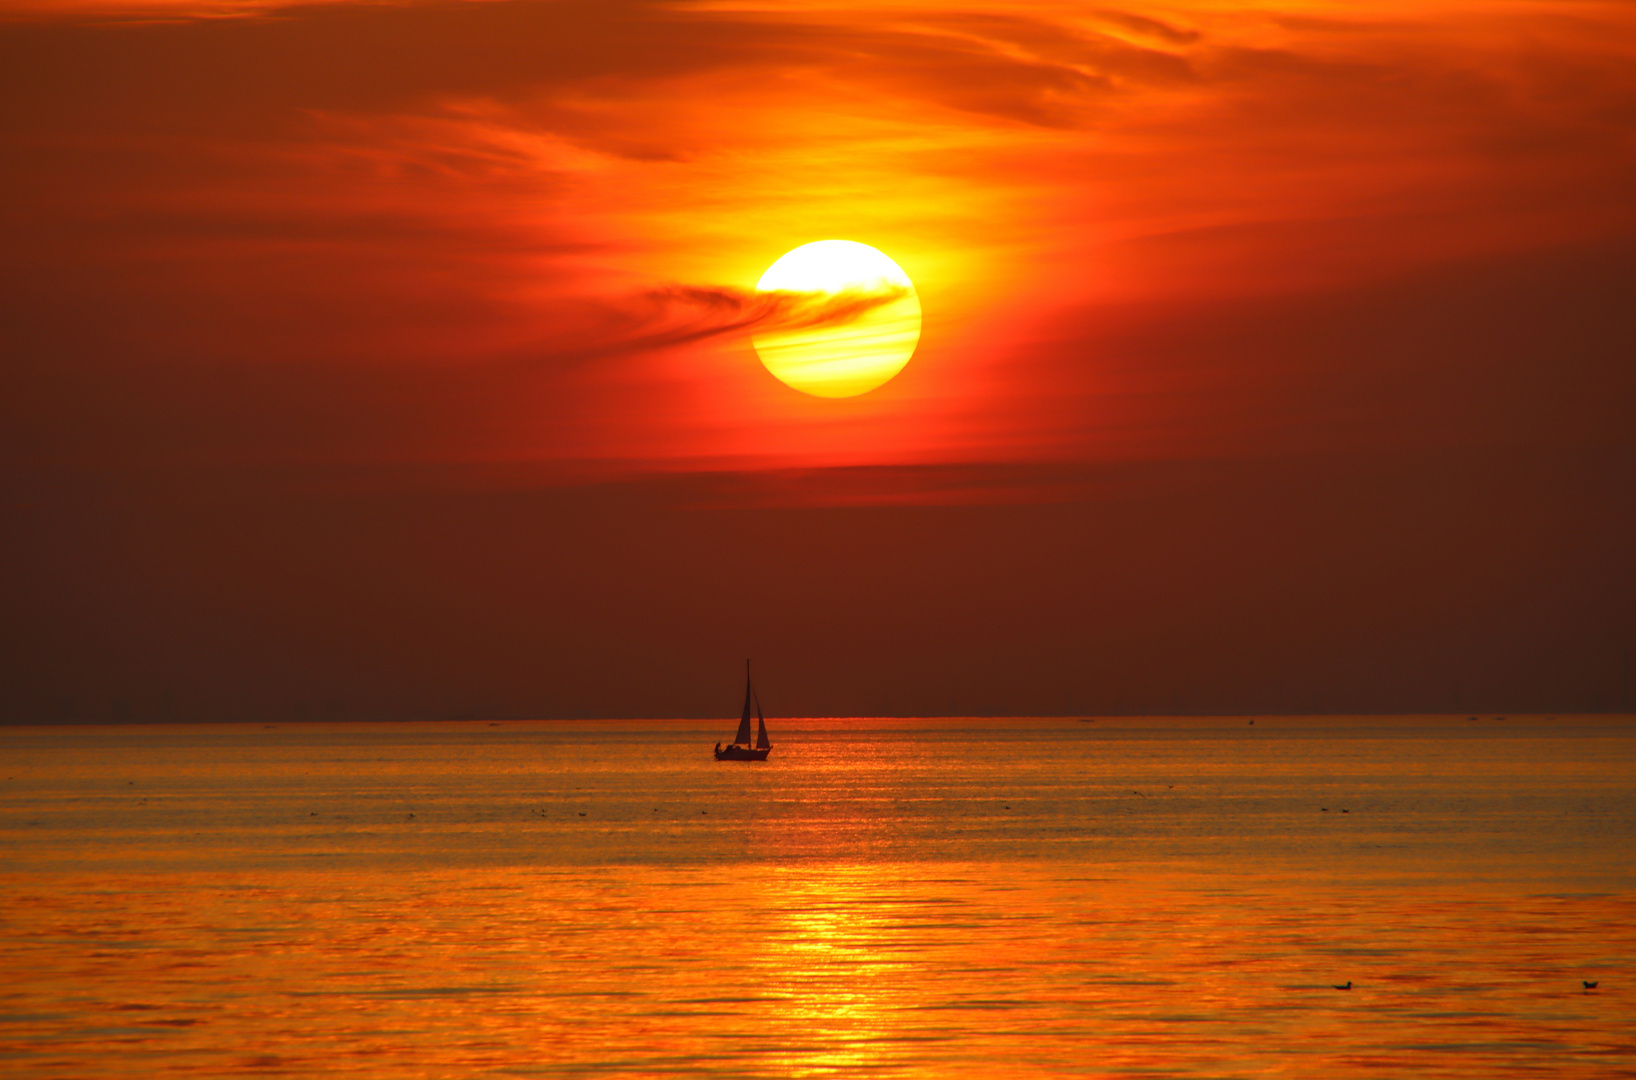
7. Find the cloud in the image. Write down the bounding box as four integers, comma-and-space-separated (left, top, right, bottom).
609, 282, 913, 356
0, 1, 1156, 134
2, 0, 1635, 484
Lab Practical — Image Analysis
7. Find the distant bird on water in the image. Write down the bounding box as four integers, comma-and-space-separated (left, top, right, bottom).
1333, 981, 1351, 990
1583, 980, 1598, 990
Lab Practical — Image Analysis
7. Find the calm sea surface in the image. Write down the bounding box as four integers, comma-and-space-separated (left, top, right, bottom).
1, 715, 1632, 1078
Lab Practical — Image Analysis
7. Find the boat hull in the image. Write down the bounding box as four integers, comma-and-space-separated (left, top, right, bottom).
714, 745, 770, 761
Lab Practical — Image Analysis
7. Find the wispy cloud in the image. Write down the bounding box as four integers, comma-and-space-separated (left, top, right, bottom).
633, 283, 911, 346
2, 0, 1633, 486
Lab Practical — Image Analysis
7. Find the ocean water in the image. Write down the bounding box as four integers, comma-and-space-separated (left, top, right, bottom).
1, 715, 1632, 1078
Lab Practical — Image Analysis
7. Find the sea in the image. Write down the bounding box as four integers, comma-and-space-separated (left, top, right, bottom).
1, 715, 1632, 1078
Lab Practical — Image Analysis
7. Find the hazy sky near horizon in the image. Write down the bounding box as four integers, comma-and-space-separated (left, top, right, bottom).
2, 0, 1633, 719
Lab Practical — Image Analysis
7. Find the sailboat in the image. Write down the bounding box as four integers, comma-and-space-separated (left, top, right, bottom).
714, 662, 772, 761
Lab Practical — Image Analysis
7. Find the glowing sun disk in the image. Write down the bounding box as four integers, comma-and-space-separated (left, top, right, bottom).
752, 240, 922, 398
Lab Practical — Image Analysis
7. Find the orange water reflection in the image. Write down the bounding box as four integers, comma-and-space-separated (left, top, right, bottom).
3, 862, 1631, 1078
3, 718, 1632, 1076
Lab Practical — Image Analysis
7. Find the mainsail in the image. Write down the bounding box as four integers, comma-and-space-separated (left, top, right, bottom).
733, 669, 755, 746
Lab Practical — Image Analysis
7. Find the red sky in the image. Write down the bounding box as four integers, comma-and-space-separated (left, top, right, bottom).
2, 0, 1633, 720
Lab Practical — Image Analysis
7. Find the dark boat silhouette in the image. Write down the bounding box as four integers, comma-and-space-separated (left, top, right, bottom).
715, 662, 772, 761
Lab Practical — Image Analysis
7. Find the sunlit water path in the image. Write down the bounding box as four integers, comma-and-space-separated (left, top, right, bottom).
2, 716, 1632, 1077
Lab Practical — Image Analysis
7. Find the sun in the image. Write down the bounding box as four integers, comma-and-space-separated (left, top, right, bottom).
751, 240, 922, 398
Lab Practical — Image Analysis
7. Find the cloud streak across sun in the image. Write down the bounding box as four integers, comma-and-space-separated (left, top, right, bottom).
2, 0, 1633, 486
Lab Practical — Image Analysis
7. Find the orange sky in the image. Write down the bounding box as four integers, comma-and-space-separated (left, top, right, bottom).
2, 0, 1633, 718
6, 0, 1634, 479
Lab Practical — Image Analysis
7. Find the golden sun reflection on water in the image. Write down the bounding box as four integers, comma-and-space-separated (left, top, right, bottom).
3, 863, 1631, 1078
1, 716, 1632, 1077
